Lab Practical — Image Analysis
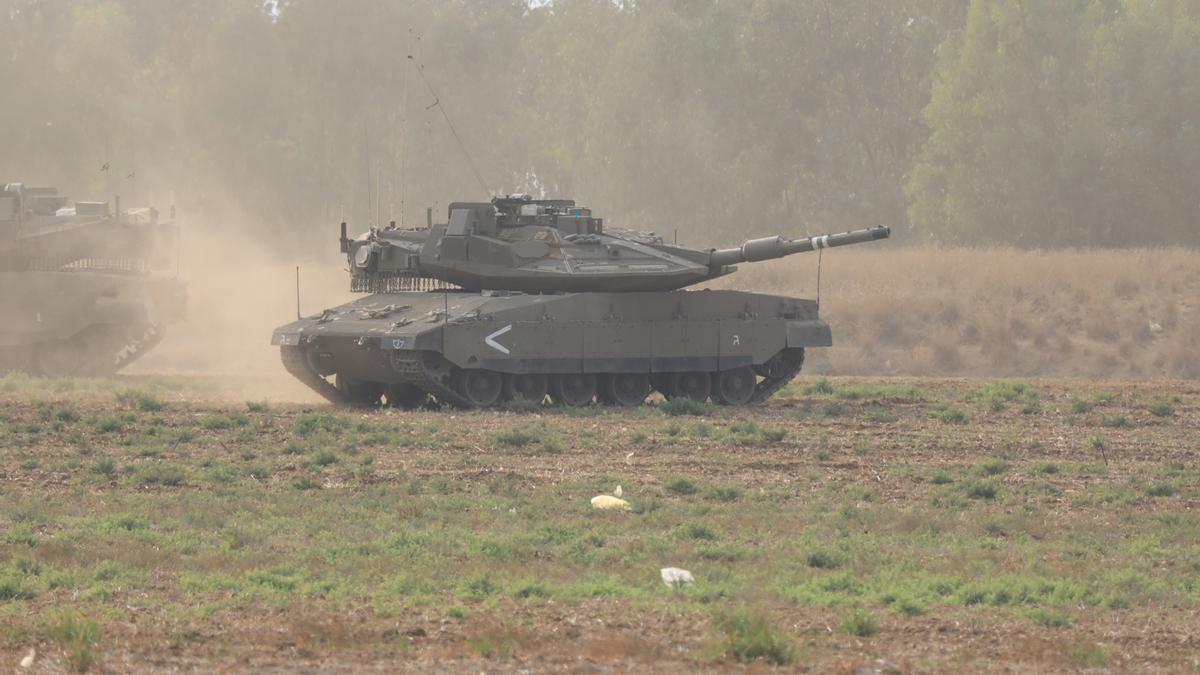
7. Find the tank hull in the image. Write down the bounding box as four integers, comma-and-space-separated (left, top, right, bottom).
272, 289, 831, 408
0, 270, 185, 376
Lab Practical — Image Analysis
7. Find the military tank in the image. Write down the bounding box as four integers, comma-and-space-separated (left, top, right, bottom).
272, 195, 888, 408
0, 183, 185, 376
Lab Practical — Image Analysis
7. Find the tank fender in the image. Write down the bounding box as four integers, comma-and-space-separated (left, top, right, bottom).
786, 320, 832, 347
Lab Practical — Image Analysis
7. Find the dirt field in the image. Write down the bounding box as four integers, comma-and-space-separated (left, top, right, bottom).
1, 373, 1197, 672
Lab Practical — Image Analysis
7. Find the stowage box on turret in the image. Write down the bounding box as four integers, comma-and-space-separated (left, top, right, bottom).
0, 183, 184, 376
272, 195, 888, 407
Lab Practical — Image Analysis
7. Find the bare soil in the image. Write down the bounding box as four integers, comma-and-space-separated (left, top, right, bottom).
0, 375, 1197, 673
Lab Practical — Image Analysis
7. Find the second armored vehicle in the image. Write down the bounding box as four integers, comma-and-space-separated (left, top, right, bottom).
272, 195, 888, 407
0, 183, 184, 376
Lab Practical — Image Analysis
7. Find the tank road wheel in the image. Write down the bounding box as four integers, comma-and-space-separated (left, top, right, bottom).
712, 366, 757, 406
551, 373, 596, 407
505, 373, 548, 403
386, 383, 427, 410
666, 372, 711, 402
599, 373, 651, 407
335, 374, 385, 406
456, 369, 504, 408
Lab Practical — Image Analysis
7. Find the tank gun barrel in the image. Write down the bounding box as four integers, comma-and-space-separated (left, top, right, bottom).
709, 225, 890, 268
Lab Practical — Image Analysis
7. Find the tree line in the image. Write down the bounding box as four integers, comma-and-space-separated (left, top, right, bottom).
2, 0, 1197, 248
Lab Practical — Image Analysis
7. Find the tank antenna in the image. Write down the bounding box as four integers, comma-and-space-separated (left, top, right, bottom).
364, 128, 373, 226
413, 57, 490, 195
296, 266, 302, 319
816, 247, 823, 310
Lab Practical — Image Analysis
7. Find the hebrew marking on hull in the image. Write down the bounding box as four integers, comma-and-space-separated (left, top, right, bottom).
0, 183, 185, 376
272, 195, 889, 408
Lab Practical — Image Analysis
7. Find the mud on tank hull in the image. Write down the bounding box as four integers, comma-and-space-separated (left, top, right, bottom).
271, 289, 831, 408
0, 271, 185, 377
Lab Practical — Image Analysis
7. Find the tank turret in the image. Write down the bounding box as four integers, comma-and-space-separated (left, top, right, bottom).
341, 195, 889, 294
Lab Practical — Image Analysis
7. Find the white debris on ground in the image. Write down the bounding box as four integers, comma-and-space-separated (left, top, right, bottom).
19, 648, 35, 669
591, 494, 631, 511
660, 567, 694, 588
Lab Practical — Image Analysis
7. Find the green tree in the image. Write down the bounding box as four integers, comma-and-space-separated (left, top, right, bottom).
908, 0, 1200, 246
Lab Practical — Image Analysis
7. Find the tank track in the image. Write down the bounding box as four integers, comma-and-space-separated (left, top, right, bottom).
0, 323, 169, 377
749, 348, 805, 404
279, 345, 348, 404
388, 351, 474, 408
280, 346, 805, 409
111, 323, 165, 372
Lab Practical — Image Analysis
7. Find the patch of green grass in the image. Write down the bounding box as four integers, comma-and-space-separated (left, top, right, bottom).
1030, 462, 1060, 475
492, 427, 540, 448
929, 470, 954, 485
466, 628, 517, 659
91, 458, 117, 476
447, 606, 467, 620
841, 610, 879, 637
92, 417, 122, 433
1146, 483, 1177, 498
53, 611, 103, 673
723, 420, 787, 446
1071, 398, 1095, 414
0, 567, 37, 600
929, 407, 969, 424
679, 523, 719, 541
664, 476, 699, 496
966, 381, 1039, 413
513, 582, 552, 599
659, 398, 714, 416
806, 550, 841, 569
713, 608, 796, 666
706, 486, 742, 502
821, 402, 849, 418
292, 477, 321, 490
803, 379, 929, 401
864, 407, 900, 423
305, 449, 339, 468
489, 425, 561, 453
1065, 640, 1110, 668
801, 378, 836, 396
1025, 608, 1071, 628
245, 401, 270, 413
117, 389, 166, 412
200, 413, 249, 430
978, 457, 1010, 476
964, 480, 999, 500
135, 463, 187, 486
1101, 415, 1134, 429
498, 398, 542, 413
54, 407, 81, 423
1147, 400, 1175, 417
295, 412, 346, 435
462, 572, 499, 598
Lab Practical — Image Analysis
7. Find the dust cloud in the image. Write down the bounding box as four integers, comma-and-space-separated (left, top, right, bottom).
125, 220, 352, 403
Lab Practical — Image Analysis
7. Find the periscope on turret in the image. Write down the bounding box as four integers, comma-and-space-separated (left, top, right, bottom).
272, 194, 889, 408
